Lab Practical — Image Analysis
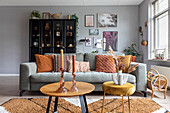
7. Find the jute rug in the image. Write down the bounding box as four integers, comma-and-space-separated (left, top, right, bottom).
0, 98, 169, 113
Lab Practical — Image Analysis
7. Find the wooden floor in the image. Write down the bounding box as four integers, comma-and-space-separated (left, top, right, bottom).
0, 76, 170, 111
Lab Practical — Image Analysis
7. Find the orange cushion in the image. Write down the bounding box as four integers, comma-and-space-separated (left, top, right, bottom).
95, 55, 116, 73
35, 54, 54, 73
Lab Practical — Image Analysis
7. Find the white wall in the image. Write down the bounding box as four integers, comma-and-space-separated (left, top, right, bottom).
0, 6, 139, 74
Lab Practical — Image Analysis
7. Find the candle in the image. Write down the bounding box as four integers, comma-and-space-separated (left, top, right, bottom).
72, 55, 75, 73
60, 49, 63, 69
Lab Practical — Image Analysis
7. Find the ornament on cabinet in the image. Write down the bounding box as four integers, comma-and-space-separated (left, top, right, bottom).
56, 41, 60, 47
42, 41, 44, 47
45, 23, 50, 30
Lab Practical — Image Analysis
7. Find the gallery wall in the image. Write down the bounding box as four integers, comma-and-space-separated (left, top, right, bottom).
0, 6, 139, 74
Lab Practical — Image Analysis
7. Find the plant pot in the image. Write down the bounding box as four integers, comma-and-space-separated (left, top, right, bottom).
131, 56, 136, 62
141, 40, 148, 46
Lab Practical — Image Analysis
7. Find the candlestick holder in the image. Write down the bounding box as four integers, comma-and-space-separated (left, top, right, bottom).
56, 68, 69, 93
70, 72, 78, 92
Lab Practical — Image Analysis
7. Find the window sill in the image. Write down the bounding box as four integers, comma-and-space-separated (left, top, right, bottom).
147, 59, 170, 62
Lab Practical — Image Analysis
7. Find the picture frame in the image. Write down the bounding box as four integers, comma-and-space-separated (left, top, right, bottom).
89, 29, 99, 35
85, 37, 92, 47
98, 13, 117, 28
103, 31, 118, 51
93, 37, 102, 48
85, 15, 94, 27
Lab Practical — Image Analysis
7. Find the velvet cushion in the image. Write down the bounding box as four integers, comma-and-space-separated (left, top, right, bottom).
95, 55, 116, 73
117, 55, 132, 73
35, 54, 54, 73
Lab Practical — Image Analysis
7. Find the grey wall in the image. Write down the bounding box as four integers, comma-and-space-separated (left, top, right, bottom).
0, 6, 139, 74
139, 0, 170, 70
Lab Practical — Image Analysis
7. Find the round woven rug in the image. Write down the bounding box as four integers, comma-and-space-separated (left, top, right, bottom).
1, 98, 169, 113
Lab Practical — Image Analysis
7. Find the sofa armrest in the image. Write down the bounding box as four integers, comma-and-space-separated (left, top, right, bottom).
19, 62, 37, 90
130, 62, 147, 91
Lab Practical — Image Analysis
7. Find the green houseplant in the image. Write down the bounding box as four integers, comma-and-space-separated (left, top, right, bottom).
30, 10, 41, 19
124, 44, 141, 62
71, 14, 79, 38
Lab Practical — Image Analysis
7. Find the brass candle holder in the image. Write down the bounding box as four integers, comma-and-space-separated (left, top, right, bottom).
56, 68, 69, 93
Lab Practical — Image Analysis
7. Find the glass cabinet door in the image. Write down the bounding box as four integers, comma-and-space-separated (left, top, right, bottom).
30, 20, 40, 48
53, 20, 64, 53
42, 20, 53, 53
65, 20, 76, 53
42, 21, 52, 47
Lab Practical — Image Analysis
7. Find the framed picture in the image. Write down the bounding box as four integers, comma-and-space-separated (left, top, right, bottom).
98, 13, 117, 28
103, 31, 118, 51
85, 15, 94, 27
93, 37, 102, 48
89, 29, 99, 35
85, 37, 92, 47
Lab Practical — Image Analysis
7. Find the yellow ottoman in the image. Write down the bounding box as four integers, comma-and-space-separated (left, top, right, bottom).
101, 81, 135, 113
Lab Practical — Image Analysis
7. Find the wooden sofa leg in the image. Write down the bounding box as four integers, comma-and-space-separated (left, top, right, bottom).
141, 91, 147, 97
20, 90, 25, 96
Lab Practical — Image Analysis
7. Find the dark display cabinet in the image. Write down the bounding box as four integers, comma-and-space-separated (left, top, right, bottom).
29, 19, 76, 62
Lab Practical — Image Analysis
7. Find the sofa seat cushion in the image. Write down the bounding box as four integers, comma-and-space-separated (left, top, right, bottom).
30, 71, 136, 84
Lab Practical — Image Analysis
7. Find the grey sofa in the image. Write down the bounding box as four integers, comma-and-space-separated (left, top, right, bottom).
19, 53, 147, 96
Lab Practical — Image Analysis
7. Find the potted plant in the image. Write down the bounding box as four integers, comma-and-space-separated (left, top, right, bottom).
124, 44, 141, 62
30, 10, 41, 19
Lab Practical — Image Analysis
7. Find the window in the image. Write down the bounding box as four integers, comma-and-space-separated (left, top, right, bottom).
152, 0, 169, 59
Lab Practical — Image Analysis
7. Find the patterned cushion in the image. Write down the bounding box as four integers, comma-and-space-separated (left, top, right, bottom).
53, 54, 75, 72
68, 60, 90, 72
68, 60, 80, 72
95, 55, 116, 73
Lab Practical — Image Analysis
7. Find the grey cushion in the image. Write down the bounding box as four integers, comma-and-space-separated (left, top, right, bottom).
30, 71, 136, 84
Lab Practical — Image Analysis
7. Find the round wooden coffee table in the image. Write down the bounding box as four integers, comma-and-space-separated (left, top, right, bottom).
40, 82, 95, 113
101, 81, 135, 113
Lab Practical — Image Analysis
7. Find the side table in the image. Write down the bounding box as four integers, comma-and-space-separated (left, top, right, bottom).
101, 81, 135, 113
40, 82, 95, 113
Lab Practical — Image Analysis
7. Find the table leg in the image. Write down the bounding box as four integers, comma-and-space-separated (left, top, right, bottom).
46, 96, 52, 113
79, 95, 86, 113
83, 95, 88, 113
128, 95, 131, 113
54, 97, 58, 113
122, 96, 124, 113
101, 92, 105, 113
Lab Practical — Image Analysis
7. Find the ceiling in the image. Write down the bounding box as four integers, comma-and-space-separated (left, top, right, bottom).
0, 0, 144, 6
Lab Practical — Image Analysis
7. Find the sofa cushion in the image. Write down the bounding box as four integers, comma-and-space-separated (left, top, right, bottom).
30, 72, 136, 84
95, 55, 116, 73
84, 53, 125, 71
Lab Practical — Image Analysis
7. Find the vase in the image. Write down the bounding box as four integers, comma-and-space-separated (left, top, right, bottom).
112, 70, 128, 85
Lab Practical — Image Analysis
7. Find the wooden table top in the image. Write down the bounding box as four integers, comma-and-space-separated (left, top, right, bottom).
40, 82, 95, 97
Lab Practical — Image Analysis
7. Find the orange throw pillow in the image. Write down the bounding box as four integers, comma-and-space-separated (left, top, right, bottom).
95, 55, 116, 73
35, 54, 54, 73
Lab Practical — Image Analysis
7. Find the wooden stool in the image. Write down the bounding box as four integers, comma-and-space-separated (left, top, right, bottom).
147, 69, 168, 99
101, 81, 135, 113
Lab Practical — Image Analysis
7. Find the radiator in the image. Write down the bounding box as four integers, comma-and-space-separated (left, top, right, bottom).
151, 65, 170, 88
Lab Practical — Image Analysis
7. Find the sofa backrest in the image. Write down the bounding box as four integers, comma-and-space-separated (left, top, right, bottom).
84, 53, 125, 71
45, 53, 84, 61
45, 52, 125, 71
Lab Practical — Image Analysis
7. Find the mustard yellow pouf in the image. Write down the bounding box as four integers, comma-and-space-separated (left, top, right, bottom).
101, 81, 135, 113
